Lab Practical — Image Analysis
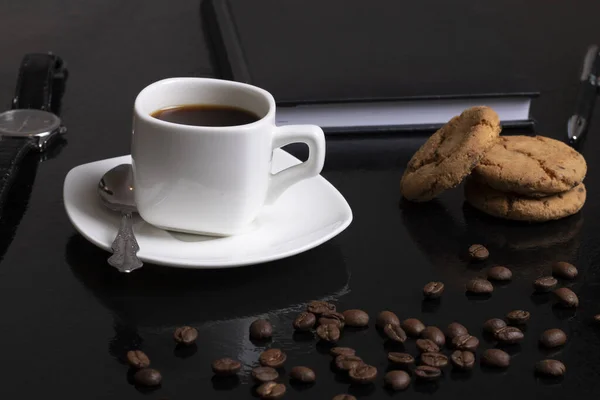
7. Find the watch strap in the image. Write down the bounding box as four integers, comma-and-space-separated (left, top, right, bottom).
0, 137, 36, 216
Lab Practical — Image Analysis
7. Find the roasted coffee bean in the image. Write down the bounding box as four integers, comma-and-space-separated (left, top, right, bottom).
416, 338, 440, 353
466, 278, 494, 294
384, 323, 407, 343
445, 322, 468, 339
335, 355, 363, 371
539, 329, 567, 348
552, 261, 578, 280
482, 349, 510, 368
506, 310, 531, 325
126, 350, 150, 369
594, 314, 600, 323
494, 326, 524, 344
376, 311, 400, 328
250, 319, 273, 340
535, 359, 566, 377
387, 352, 415, 367
256, 382, 286, 399
468, 244, 489, 261
384, 370, 411, 391
290, 366, 316, 383
212, 358, 242, 376
252, 366, 279, 383
533, 276, 558, 292
330, 347, 356, 357
259, 349, 287, 368
332, 394, 356, 400
307, 300, 336, 315
487, 266, 512, 281
483, 318, 507, 334
293, 312, 316, 331
319, 311, 345, 328
401, 318, 426, 337
450, 350, 475, 370
316, 324, 341, 343
553, 287, 579, 307
414, 365, 441, 381
421, 352, 449, 368
173, 326, 198, 345
421, 326, 445, 347
134, 368, 162, 386
452, 334, 479, 351
348, 364, 377, 384
342, 309, 369, 327
423, 281, 445, 299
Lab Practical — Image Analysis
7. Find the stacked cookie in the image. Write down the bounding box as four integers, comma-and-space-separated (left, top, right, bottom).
401, 107, 587, 222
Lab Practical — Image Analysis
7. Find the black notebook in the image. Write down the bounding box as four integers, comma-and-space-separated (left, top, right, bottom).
202, 0, 539, 133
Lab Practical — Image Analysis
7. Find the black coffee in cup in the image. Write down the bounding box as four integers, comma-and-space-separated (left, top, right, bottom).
151, 104, 259, 127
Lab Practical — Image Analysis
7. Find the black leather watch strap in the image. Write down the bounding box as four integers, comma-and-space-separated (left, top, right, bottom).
0, 137, 37, 214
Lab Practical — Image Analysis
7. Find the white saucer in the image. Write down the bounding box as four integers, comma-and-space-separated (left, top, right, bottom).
63, 150, 352, 269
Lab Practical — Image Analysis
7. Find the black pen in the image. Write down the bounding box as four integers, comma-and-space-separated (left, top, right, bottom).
567, 45, 600, 147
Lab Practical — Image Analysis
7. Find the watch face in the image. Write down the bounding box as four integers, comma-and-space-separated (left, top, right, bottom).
0, 109, 61, 137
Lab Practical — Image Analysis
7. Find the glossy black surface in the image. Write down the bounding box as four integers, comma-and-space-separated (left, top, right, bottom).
2, 1, 600, 399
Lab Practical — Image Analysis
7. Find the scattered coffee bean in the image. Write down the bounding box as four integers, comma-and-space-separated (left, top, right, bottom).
384, 370, 411, 391
319, 311, 345, 329
290, 366, 316, 383
252, 366, 279, 383
421, 352, 449, 368
533, 276, 558, 293
494, 326, 524, 344
421, 326, 446, 347
416, 338, 440, 353
342, 309, 369, 327
468, 244, 489, 261
256, 382, 286, 399
446, 322, 468, 339
348, 364, 377, 384
212, 358, 242, 376
387, 352, 415, 367
452, 334, 479, 351
539, 329, 567, 348
384, 323, 407, 343
259, 349, 287, 368
488, 266, 512, 281
307, 300, 336, 315
553, 287, 579, 307
316, 324, 341, 343
506, 310, 531, 325
173, 326, 198, 345
332, 395, 356, 400
535, 359, 566, 377
482, 349, 510, 368
423, 281, 445, 299
401, 318, 426, 337
552, 261, 578, 280
126, 350, 150, 369
134, 368, 162, 386
483, 318, 507, 334
594, 314, 600, 323
330, 347, 356, 357
335, 355, 363, 371
466, 278, 494, 294
250, 319, 273, 340
450, 350, 475, 370
293, 312, 316, 331
376, 311, 400, 328
414, 365, 441, 381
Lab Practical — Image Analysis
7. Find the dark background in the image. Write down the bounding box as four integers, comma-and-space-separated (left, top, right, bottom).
1, 1, 600, 399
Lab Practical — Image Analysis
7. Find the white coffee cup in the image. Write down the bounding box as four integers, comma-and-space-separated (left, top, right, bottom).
131, 77, 326, 236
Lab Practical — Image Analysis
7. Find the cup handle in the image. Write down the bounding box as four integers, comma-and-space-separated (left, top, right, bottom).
266, 124, 326, 205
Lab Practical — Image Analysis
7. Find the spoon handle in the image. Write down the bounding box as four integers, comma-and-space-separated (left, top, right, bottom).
108, 212, 143, 273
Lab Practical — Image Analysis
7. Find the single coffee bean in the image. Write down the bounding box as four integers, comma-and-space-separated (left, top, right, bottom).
134, 368, 162, 386
173, 326, 198, 345
401, 318, 426, 337
553, 287, 579, 307
494, 326, 524, 344
212, 358, 242, 376
421, 326, 446, 347
250, 319, 273, 340
421, 352, 449, 368
445, 322, 468, 339
594, 314, 600, 323
552, 261, 578, 280
330, 347, 356, 357
307, 300, 336, 315
316, 324, 341, 343
348, 364, 377, 384
533, 276, 558, 292
126, 350, 150, 369
487, 266, 512, 281
384, 323, 407, 343
423, 281, 445, 299
506, 310, 531, 325
387, 352, 415, 367
293, 312, 316, 331
332, 395, 356, 400
376, 311, 400, 328
482, 349, 510, 368
535, 359, 566, 377
466, 278, 494, 294
335, 355, 363, 371
539, 329, 567, 348
252, 366, 279, 383
259, 349, 287, 368
319, 311, 345, 329
256, 382, 286, 400
414, 365, 441, 381
452, 334, 479, 351
384, 370, 411, 391
450, 350, 475, 370
342, 309, 369, 327
290, 366, 316, 383
483, 318, 507, 334
468, 244, 489, 261
416, 338, 440, 353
